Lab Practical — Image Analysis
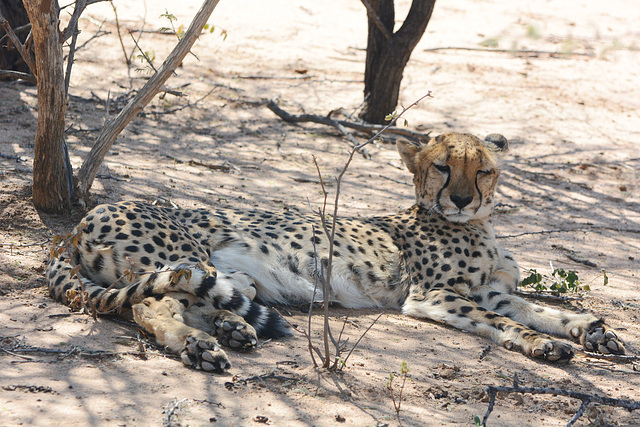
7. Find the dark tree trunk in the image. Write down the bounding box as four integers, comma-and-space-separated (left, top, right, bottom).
23, 0, 70, 212
0, 0, 31, 76
360, 0, 436, 124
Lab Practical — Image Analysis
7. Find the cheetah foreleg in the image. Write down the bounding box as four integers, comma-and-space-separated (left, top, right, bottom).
403, 288, 575, 362
469, 285, 625, 355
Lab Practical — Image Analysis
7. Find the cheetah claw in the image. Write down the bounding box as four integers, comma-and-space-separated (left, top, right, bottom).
180, 336, 231, 373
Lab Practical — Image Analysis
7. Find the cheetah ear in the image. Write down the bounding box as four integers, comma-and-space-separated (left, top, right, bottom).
396, 139, 421, 174
483, 134, 509, 152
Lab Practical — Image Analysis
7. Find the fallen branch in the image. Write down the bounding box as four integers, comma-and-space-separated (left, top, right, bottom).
164, 398, 188, 427
267, 100, 360, 149
0, 70, 36, 83
482, 378, 640, 426
266, 100, 433, 143
0, 153, 27, 162
497, 226, 640, 239
423, 46, 593, 57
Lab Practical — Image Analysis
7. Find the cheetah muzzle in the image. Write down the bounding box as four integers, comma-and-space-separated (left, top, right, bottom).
46, 132, 625, 371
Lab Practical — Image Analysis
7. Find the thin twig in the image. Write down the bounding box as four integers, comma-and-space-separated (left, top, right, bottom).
0, 153, 27, 161
309, 91, 433, 369
109, 1, 130, 67
63, 0, 87, 96
498, 226, 640, 239
423, 46, 593, 57
128, 29, 158, 73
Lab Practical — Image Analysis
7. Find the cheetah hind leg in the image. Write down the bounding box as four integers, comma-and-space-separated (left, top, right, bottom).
132, 294, 231, 373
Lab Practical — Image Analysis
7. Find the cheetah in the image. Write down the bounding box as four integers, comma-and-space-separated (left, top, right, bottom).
46, 132, 624, 372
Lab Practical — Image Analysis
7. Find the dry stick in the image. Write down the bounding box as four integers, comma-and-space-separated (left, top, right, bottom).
63, 0, 87, 96
0, 70, 36, 83
110, 0, 131, 67
311, 92, 433, 369
128, 29, 158, 73
0, 13, 36, 76
267, 100, 360, 148
482, 382, 640, 427
75, 0, 221, 201
497, 226, 640, 239
266, 100, 432, 143
423, 46, 593, 57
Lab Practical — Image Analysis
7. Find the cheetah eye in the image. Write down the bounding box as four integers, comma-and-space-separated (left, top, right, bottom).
433, 164, 450, 174
476, 169, 493, 176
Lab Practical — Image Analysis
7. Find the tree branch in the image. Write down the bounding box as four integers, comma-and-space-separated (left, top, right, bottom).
75, 0, 222, 202
0, 12, 36, 76
482, 381, 640, 426
0, 69, 36, 83
266, 100, 433, 143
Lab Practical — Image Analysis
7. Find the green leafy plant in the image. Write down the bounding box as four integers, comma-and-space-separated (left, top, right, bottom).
520, 267, 608, 295
387, 361, 410, 414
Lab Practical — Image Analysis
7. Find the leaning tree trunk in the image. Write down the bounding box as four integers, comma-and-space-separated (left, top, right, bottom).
23, 0, 70, 212
360, 0, 436, 124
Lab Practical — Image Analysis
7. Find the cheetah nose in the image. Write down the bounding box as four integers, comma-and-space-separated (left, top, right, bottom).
450, 195, 473, 209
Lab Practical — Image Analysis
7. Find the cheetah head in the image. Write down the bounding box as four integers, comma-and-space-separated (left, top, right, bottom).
397, 132, 508, 223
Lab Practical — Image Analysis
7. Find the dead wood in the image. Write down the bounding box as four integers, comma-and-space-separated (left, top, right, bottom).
482, 376, 640, 426
266, 99, 433, 143
424, 46, 593, 57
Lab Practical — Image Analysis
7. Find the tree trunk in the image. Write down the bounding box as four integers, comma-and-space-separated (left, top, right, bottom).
23, 0, 70, 212
0, 0, 31, 77
360, 0, 437, 124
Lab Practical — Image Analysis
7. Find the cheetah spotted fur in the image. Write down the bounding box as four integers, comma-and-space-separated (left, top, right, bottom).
46, 132, 624, 372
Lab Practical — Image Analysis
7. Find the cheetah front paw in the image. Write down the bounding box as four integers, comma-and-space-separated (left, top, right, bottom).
513, 337, 574, 362
180, 336, 231, 373
583, 325, 625, 355
211, 311, 258, 350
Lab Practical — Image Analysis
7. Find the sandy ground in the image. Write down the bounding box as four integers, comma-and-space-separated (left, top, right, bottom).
1, 0, 640, 425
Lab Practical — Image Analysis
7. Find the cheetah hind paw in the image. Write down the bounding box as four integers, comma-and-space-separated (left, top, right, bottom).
180, 336, 231, 373
211, 311, 258, 350
583, 324, 625, 355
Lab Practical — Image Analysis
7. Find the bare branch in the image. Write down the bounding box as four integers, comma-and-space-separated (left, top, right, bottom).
482, 380, 640, 426
267, 100, 360, 148
0, 70, 36, 83
423, 45, 593, 57
0, 12, 36, 76
75, 0, 222, 202
266, 100, 433, 145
